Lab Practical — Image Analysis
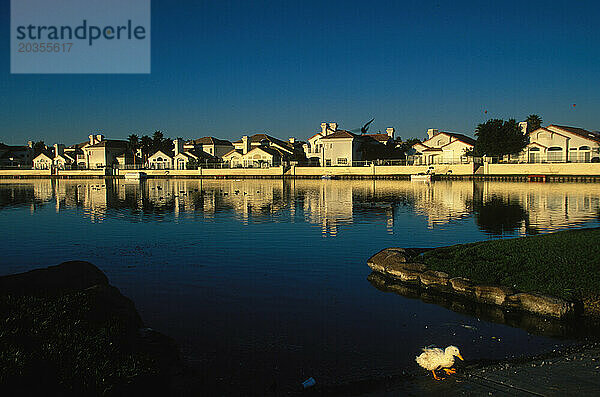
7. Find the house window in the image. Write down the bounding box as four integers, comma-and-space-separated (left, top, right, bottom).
579, 146, 591, 162
528, 147, 540, 163
337, 158, 347, 165
325, 159, 332, 166
547, 147, 563, 162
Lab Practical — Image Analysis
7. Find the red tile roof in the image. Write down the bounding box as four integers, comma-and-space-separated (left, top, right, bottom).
320, 130, 357, 140
188, 137, 233, 146
549, 125, 600, 143
365, 133, 391, 142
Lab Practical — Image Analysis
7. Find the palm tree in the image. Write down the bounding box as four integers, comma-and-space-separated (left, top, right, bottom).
140, 135, 153, 162
152, 130, 165, 151
127, 134, 139, 167
525, 114, 543, 133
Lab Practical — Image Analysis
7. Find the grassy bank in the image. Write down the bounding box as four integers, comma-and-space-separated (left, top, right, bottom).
421, 228, 600, 302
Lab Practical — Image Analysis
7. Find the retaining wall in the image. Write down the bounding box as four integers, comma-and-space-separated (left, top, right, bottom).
0, 169, 51, 177
482, 163, 600, 176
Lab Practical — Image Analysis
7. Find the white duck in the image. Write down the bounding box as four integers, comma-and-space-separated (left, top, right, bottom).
415, 345, 464, 380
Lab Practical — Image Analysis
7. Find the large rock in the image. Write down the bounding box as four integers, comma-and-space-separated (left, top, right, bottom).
473, 285, 513, 305
385, 260, 427, 273
0, 261, 108, 296
419, 270, 449, 287
449, 277, 474, 294
367, 248, 419, 273
386, 266, 422, 283
506, 292, 575, 318
367, 249, 389, 272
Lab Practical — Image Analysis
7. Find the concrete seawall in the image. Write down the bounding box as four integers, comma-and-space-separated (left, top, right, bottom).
2, 163, 600, 180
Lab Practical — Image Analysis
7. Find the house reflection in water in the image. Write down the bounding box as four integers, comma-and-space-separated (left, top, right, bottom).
474, 181, 600, 235
1, 178, 600, 236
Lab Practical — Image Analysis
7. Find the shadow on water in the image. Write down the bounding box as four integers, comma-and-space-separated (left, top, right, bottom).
367, 272, 600, 341
471, 181, 539, 235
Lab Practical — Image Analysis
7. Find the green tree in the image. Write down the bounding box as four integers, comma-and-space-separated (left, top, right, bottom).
394, 137, 422, 159
473, 119, 529, 157
525, 114, 543, 133
140, 135, 153, 161
32, 141, 46, 156
152, 130, 165, 150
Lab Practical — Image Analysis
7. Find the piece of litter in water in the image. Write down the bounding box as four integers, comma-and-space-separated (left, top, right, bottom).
461, 325, 477, 330
302, 377, 316, 389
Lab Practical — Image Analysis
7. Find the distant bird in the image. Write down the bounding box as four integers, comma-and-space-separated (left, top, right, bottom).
416, 345, 464, 380
361, 118, 375, 134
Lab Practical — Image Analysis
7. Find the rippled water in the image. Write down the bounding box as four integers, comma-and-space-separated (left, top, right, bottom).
1, 178, 599, 393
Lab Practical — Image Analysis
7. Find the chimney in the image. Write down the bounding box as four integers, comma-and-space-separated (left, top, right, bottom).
54, 144, 64, 157
386, 127, 395, 139
242, 135, 249, 154
96, 134, 104, 143
519, 121, 528, 134
321, 122, 328, 136
89, 134, 95, 145
426, 129, 438, 139
328, 122, 338, 132
289, 137, 296, 144
27, 140, 33, 148
173, 139, 184, 156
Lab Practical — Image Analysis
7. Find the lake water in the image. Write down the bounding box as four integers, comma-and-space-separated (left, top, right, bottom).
1, 178, 600, 394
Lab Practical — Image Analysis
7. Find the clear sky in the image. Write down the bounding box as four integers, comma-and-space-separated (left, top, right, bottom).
1, 0, 599, 145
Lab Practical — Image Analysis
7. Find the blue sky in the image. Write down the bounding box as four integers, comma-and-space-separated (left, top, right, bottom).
1, 0, 599, 145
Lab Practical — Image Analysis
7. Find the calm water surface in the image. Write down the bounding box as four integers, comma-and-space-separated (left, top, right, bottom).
1, 179, 600, 393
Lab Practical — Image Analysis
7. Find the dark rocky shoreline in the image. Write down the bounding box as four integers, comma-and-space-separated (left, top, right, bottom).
0, 261, 180, 396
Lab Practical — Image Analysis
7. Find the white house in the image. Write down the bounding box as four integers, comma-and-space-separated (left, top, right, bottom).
33, 144, 78, 169
224, 134, 305, 167
222, 149, 244, 167
410, 129, 476, 165
174, 139, 218, 169
52, 144, 77, 169
304, 122, 394, 166
33, 150, 54, 169
184, 137, 234, 159
517, 124, 600, 163
232, 133, 302, 157
81, 134, 129, 169
223, 135, 294, 167
147, 149, 174, 169
147, 139, 220, 169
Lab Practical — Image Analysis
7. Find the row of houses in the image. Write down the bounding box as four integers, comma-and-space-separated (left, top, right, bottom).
33, 134, 130, 170
408, 123, 600, 165
5, 120, 600, 171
